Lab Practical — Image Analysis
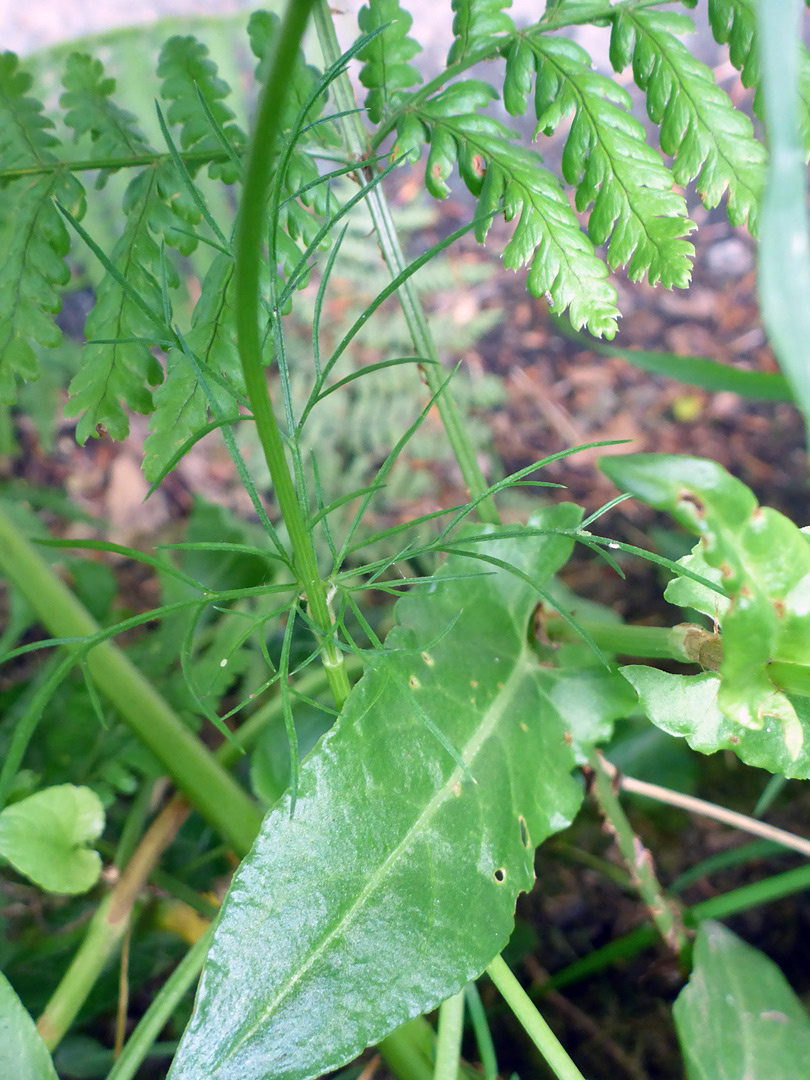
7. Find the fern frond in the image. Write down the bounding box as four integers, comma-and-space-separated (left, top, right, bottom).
610, 9, 765, 228
65, 170, 172, 442
708, 0, 810, 155
504, 33, 695, 288
357, 0, 423, 125
157, 35, 246, 183
408, 80, 619, 337
448, 0, 515, 64
60, 52, 150, 187
0, 52, 86, 400
143, 253, 243, 481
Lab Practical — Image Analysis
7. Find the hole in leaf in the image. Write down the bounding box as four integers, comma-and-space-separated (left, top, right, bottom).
518, 816, 529, 847
494, 868, 505, 883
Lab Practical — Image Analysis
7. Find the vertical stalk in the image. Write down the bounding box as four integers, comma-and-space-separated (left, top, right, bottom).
312, 1, 499, 524
235, 0, 350, 709
486, 955, 586, 1080
588, 750, 690, 958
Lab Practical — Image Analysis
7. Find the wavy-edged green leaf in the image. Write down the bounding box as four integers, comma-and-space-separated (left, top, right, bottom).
0, 53, 86, 399
674, 921, 810, 1080
448, 0, 515, 65
0, 971, 58, 1080
408, 80, 619, 337
357, 0, 423, 125
610, 9, 766, 228
505, 33, 695, 287
0, 784, 105, 894
158, 34, 246, 183
621, 666, 810, 779
601, 453, 810, 753
169, 506, 585, 1080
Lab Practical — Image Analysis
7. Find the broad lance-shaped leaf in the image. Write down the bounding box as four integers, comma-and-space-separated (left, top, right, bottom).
170, 505, 585, 1080
0, 971, 58, 1080
601, 453, 810, 758
674, 921, 810, 1080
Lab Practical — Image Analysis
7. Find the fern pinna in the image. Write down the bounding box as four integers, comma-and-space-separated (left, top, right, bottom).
0, 1, 803, 480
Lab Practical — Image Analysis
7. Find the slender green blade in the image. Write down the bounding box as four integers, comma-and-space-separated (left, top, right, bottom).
170, 506, 585, 1080
757, 0, 810, 433
674, 921, 810, 1080
0, 972, 58, 1080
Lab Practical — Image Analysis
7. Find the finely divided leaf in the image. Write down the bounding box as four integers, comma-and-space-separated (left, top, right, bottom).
357, 0, 423, 124
0, 53, 86, 398
143, 254, 242, 481
448, 0, 515, 65
610, 9, 766, 228
505, 34, 695, 287
158, 35, 246, 183
413, 81, 619, 337
674, 921, 810, 1080
170, 506, 585, 1080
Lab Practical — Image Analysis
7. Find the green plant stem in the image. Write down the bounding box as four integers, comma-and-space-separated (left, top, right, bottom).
378, 1020, 435, 1080
544, 614, 695, 660
37, 795, 190, 1051
105, 926, 214, 1080
0, 508, 261, 854
434, 992, 465, 1080
486, 955, 586, 1080
235, 0, 350, 710
312, 0, 498, 524
588, 749, 690, 957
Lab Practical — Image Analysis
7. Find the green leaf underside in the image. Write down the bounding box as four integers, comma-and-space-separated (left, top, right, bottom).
505, 32, 695, 287
170, 506, 585, 1080
610, 9, 766, 228
448, 0, 515, 65
358, 0, 423, 125
0, 784, 105, 894
0, 971, 59, 1080
621, 666, 810, 780
402, 80, 619, 338
601, 454, 810, 755
673, 921, 810, 1080
0, 52, 86, 400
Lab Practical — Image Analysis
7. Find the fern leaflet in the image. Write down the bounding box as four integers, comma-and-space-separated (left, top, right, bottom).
448, 0, 515, 64
357, 0, 423, 125
0, 52, 86, 400
401, 80, 619, 337
708, 0, 810, 155
143, 254, 243, 481
505, 33, 695, 288
610, 9, 765, 228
